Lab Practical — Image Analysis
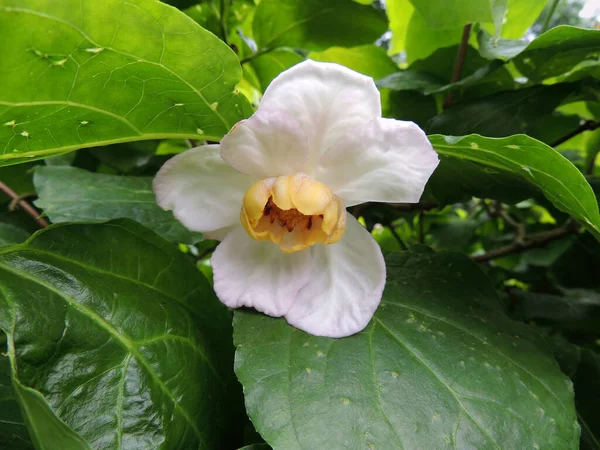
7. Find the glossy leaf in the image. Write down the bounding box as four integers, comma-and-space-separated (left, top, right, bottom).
33, 166, 202, 244
235, 250, 579, 449
478, 26, 600, 82
512, 289, 600, 333
429, 134, 600, 239
427, 83, 582, 137
0, 0, 251, 167
0, 334, 33, 449
0, 220, 241, 449
0, 223, 30, 246
253, 0, 387, 51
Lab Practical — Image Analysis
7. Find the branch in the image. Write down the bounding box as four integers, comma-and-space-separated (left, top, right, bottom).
443, 23, 472, 109
0, 181, 48, 228
473, 220, 579, 263
551, 120, 599, 148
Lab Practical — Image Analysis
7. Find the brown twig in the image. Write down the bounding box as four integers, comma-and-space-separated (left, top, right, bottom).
551, 120, 599, 148
443, 23, 472, 109
0, 180, 48, 228
473, 220, 579, 262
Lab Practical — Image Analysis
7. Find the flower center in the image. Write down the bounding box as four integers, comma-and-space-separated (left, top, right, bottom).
240, 173, 346, 253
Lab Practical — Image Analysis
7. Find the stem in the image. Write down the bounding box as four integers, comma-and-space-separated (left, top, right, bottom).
541, 0, 561, 34
443, 23, 472, 109
418, 210, 425, 244
473, 220, 579, 263
239, 47, 274, 65
387, 223, 408, 250
0, 181, 48, 228
551, 120, 599, 148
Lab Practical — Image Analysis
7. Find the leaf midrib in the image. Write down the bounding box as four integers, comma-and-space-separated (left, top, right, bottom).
381, 300, 569, 414
373, 318, 502, 450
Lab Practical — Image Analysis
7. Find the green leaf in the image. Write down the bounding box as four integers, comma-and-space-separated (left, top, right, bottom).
385, 90, 438, 129
496, 0, 547, 39
0, 219, 242, 449
477, 27, 528, 60
33, 166, 202, 244
515, 26, 600, 82
379, 44, 514, 100
0, 163, 39, 203
427, 83, 582, 137
0, 335, 33, 450
385, 0, 415, 55
0, 223, 30, 246
408, 0, 493, 29
405, 11, 464, 64
250, 50, 304, 91
426, 155, 536, 205
0, 0, 251, 167
253, 0, 387, 51
512, 289, 600, 334
234, 250, 579, 449
429, 134, 600, 239
552, 338, 600, 450
309, 45, 399, 79
86, 140, 158, 174
478, 26, 600, 82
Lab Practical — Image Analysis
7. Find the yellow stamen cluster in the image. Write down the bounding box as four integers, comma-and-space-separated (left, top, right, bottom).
240, 173, 346, 253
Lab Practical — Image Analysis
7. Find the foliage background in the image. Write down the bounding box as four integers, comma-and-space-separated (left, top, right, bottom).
0, 0, 599, 449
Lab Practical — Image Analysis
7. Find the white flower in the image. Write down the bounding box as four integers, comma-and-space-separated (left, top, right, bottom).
153, 60, 439, 338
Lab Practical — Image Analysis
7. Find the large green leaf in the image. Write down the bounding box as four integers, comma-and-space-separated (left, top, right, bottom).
478, 26, 600, 82
309, 45, 398, 79
234, 250, 579, 449
0, 0, 251, 167
250, 50, 304, 91
429, 134, 600, 239
252, 0, 387, 51
0, 223, 30, 246
0, 334, 33, 449
33, 166, 202, 244
427, 83, 579, 137
0, 220, 241, 449
407, 0, 493, 29
553, 338, 600, 450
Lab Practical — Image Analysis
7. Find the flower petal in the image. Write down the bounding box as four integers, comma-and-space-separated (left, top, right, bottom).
316, 118, 439, 206
153, 145, 254, 236
212, 226, 312, 316
260, 60, 381, 172
284, 215, 386, 338
220, 109, 309, 179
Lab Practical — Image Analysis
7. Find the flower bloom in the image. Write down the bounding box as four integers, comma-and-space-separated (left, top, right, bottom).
153, 60, 439, 338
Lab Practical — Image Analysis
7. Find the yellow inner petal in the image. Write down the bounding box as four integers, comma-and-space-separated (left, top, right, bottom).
240, 174, 346, 253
